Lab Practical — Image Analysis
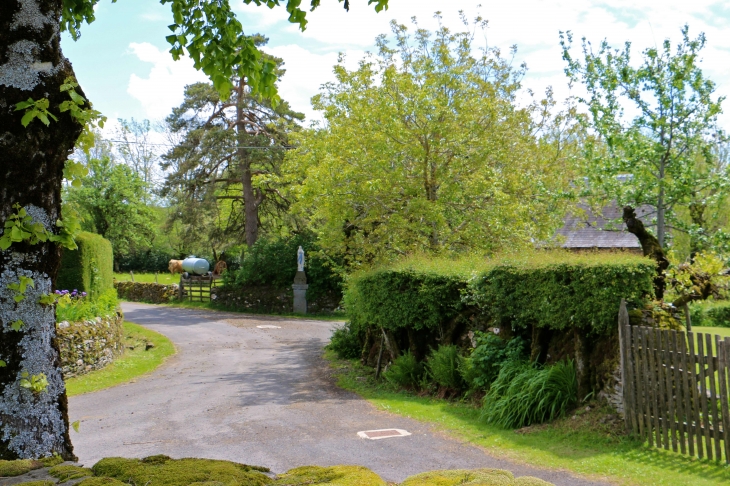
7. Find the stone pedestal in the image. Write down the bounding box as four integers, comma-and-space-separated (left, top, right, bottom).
292, 270, 308, 314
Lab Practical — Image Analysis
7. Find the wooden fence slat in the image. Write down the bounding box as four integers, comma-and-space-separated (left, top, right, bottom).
625, 325, 638, 434
697, 334, 713, 460
671, 330, 686, 455
647, 327, 662, 448
706, 333, 722, 461
688, 332, 702, 459
632, 326, 645, 439
642, 327, 655, 446
665, 330, 678, 453
656, 329, 670, 450
717, 336, 730, 464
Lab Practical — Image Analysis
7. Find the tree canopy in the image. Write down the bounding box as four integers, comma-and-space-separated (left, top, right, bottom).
284, 17, 578, 266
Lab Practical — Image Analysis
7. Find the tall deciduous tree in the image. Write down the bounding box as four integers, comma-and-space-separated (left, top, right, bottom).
162, 42, 303, 249
285, 17, 577, 266
0, 0, 388, 461
561, 25, 725, 251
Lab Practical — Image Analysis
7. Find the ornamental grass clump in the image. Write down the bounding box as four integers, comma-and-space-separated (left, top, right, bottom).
384, 351, 424, 389
482, 360, 577, 429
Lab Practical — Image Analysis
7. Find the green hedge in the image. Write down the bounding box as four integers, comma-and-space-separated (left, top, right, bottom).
57, 232, 114, 298
346, 252, 656, 336
690, 300, 730, 328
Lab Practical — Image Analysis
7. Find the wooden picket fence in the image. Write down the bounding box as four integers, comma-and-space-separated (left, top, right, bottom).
619, 301, 730, 462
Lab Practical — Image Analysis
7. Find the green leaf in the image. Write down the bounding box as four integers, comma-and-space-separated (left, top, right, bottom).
71, 420, 80, 433
0, 360, 6, 368
10, 320, 24, 331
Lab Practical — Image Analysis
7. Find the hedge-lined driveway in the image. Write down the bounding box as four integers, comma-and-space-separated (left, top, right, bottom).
68, 303, 607, 485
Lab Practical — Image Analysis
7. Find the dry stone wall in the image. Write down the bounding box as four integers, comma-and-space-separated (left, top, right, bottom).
114, 281, 178, 304
56, 313, 124, 378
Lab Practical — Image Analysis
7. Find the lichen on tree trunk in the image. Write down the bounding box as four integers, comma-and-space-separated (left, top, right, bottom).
622, 206, 668, 299
0, 0, 82, 460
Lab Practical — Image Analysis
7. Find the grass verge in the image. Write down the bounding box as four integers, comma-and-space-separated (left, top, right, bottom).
324, 350, 730, 486
65, 322, 176, 397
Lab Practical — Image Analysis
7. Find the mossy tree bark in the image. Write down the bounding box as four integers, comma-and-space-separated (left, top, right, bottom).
0, 0, 81, 460
622, 206, 669, 299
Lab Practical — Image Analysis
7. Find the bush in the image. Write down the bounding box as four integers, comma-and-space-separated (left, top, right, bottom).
482, 360, 578, 429
690, 300, 730, 327
57, 232, 114, 298
427, 345, 465, 390
468, 333, 528, 390
116, 247, 178, 273
326, 322, 362, 359
56, 289, 119, 323
384, 351, 424, 389
228, 233, 343, 303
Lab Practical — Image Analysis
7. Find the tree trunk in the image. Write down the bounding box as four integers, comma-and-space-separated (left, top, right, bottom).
622, 206, 669, 300
236, 78, 259, 248
657, 170, 666, 248
0, 0, 80, 460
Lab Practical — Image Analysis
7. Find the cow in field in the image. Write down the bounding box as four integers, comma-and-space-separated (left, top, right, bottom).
212, 260, 227, 277
168, 259, 184, 274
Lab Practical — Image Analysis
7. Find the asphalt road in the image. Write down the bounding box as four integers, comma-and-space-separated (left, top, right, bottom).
68, 303, 609, 485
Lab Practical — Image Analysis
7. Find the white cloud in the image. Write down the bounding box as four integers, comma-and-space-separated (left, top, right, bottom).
126, 42, 209, 119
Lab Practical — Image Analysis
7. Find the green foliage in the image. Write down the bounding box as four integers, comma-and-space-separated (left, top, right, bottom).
346, 252, 655, 336
384, 351, 424, 389
19, 371, 49, 394
427, 345, 465, 391
64, 157, 156, 259
562, 26, 727, 250
690, 300, 730, 327
468, 333, 528, 390
56, 288, 118, 323
285, 18, 577, 266
57, 232, 114, 299
0, 204, 51, 250
228, 233, 342, 302
482, 360, 578, 429
59, 77, 107, 154
14, 98, 58, 127
326, 322, 362, 360
7, 276, 35, 303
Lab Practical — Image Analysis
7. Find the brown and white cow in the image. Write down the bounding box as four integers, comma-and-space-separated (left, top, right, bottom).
168, 259, 184, 274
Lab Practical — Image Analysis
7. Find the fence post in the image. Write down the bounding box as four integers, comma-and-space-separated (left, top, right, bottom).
618, 298, 630, 433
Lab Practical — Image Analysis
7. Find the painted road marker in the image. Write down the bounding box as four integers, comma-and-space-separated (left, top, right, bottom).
357, 429, 411, 440
257, 325, 281, 329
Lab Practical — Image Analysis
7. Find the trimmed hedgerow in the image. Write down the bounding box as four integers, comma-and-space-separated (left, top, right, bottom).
346, 252, 655, 336
57, 232, 114, 299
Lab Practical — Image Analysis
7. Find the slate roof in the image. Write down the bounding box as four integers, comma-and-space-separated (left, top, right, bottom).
556, 203, 654, 249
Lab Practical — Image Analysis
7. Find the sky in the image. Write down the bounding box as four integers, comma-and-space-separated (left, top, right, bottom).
61, 0, 730, 133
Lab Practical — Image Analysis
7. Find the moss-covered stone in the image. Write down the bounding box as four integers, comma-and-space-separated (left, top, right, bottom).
400, 468, 515, 486
514, 477, 553, 486
273, 465, 387, 485
0, 458, 43, 477
76, 478, 128, 486
12, 481, 54, 486
39, 455, 65, 468
56, 313, 124, 378
49, 464, 93, 482
91, 456, 272, 486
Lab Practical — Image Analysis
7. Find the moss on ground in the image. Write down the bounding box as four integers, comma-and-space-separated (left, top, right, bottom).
272, 465, 387, 485
91, 456, 272, 486
3, 456, 554, 486
48, 464, 93, 482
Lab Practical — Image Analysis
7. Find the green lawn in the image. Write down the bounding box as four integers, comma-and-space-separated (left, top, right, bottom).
65, 322, 176, 396
325, 350, 730, 486
114, 272, 179, 285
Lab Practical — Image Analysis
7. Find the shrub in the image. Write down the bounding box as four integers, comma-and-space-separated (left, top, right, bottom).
56, 288, 119, 323
468, 333, 528, 390
116, 247, 178, 273
427, 345, 465, 391
384, 351, 424, 389
482, 360, 578, 429
326, 322, 362, 359
690, 300, 730, 327
228, 233, 343, 303
57, 232, 114, 299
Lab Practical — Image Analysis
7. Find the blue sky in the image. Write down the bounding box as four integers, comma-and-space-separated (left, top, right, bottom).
61, 0, 730, 130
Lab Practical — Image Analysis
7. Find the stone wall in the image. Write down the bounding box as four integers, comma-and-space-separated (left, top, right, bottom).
115, 281, 179, 304
211, 285, 341, 314
56, 312, 124, 378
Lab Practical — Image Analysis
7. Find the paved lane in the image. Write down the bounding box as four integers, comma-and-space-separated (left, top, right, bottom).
68, 303, 609, 485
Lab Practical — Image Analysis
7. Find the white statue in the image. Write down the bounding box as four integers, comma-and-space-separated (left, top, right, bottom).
297, 246, 305, 272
